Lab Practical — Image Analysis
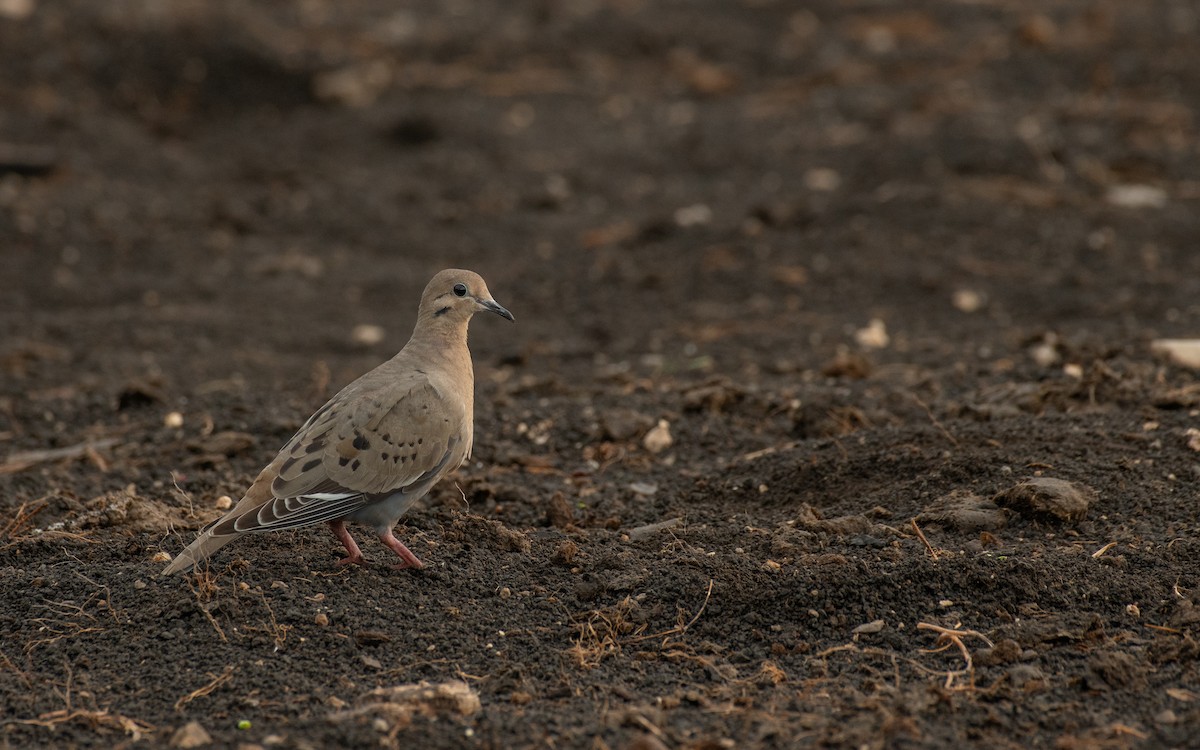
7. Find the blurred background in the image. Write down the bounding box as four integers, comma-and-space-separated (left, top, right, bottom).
2, 0, 1197, 403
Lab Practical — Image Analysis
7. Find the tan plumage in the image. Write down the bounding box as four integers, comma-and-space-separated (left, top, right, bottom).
163, 269, 513, 575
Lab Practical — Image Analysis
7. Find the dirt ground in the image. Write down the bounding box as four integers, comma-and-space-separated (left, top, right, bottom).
2, 0, 1200, 747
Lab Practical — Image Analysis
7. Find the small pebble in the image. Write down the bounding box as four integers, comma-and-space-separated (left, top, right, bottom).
315, 613, 329, 626
643, 420, 673, 453
352, 324, 386, 346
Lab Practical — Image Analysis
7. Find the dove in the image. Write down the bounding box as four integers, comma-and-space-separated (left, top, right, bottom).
163, 269, 513, 575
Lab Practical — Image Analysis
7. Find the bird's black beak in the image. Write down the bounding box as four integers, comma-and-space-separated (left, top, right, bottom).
480, 298, 515, 322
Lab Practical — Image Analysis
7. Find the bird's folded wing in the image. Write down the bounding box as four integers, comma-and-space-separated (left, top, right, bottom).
211, 376, 464, 535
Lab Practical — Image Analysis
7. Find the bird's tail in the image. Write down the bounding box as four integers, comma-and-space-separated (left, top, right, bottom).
161, 528, 240, 575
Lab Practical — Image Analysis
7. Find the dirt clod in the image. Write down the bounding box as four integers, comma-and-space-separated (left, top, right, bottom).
994, 478, 1092, 523
445, 515, 531, 554
918, 489, 1007, 532
170, 721, 212, 748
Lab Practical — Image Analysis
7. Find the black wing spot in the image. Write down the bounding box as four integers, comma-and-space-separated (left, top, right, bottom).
302, 458, 322, 473
382, 433, 391, 442
350, 459, 361, 471
303, 440, 323, 454
353, 434, 370, 450
381, 452, 389, 460
417, 438, 423, 445
338, 456, 351, 467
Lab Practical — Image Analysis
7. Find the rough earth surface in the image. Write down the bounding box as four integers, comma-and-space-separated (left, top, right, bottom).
2, 1, 1200, 748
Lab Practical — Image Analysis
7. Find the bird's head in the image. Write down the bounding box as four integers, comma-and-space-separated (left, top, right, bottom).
418, 269, 514, 326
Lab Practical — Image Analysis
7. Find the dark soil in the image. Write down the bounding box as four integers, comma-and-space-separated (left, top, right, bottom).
3, 1, 1200, 748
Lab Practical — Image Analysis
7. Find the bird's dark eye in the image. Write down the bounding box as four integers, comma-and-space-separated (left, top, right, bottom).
453, 283, 468, 297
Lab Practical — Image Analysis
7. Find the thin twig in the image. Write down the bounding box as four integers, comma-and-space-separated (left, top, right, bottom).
916, 622, 993, 690
910, 518, 940, 560
174, 666, 234, 711
1091, 542, 1118, 558
0, 438, 119, 475
625, 579, 714, 644
910, 394, 958, 447
0, 498, 48, 549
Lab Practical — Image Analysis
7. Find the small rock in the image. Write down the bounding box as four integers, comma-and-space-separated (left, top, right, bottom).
315, 613, 329, 626
171, 720, 212, 748
133, 579, 147, 590
993, 478, 1091, 523
215, 495, 233, 510
1153, 339, 1200, 369
804, 168, 841, 192
164, 411, 184, 428
854, 318, 889, 349
545, 492, 574, 529
151, 551, 171, 564
952, 288, 985, 313
352, 324, 386, 346
852, 619, 885, 635
1156, 709, 1178, 725
0, 0, 36, 21
643, 420, 673, 453
313, 60, 392, 108
1029, 341, 1059, 367
361, 654, 382, 669
1187, 428, 1200, 453
673, 203, 712, 227
599, 408, 653, 441
1018, 14, 1058, 46
1106, 184, 1166, 209
628, 482, 658, 496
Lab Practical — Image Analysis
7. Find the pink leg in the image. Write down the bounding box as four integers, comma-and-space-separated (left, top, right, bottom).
377, 528, 425, 570
328, 520, 366, 567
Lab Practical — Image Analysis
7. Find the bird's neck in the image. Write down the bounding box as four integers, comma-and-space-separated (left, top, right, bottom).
407, 316, 471, 358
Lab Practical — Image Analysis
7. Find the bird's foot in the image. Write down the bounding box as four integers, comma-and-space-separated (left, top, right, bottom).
378, 530, 425, 570
328, 520, 367, 568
